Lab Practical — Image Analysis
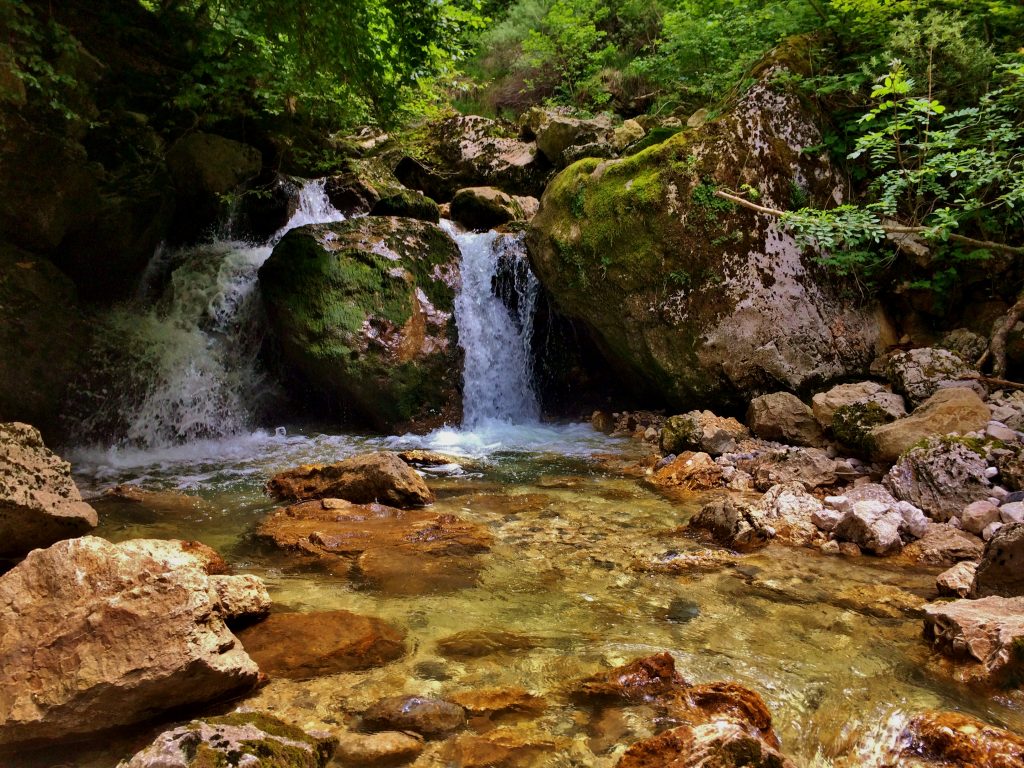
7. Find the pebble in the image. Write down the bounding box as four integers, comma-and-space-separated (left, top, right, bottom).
1002, 491, 1024, 505
1000, 502, 1024, 525
985, 466, 1000, 479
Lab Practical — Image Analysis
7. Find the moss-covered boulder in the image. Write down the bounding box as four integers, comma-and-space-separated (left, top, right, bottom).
325, 158, 439, 222
526, 42, 886, 412
450, 186, 538, 231
259, 217, 462, 431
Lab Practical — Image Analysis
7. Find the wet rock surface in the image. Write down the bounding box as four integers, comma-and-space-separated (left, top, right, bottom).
267, 451, 434, 508
923, 595, 1024, 686
0, 422, 97, 558
361, 695, 466, 737
0, 537, 267, 750
893, 711, 1024, 768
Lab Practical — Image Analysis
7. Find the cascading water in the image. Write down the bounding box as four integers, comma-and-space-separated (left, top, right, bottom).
445, 223, 541, 427
69, 179, 343, 449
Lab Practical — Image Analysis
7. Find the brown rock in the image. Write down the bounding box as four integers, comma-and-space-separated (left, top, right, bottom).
0, 422, 97, 558
335, 730, 424, 766
923, 596, 1024, 686
592, 410, 615, 434
747, 392, 824, 447
972, 522, 1024, 597
100, 484, 213, 519
441, 726, 556, 768
436, 630, 538, 659
744, 448, 837, 492
811, 381, 905, 428
689, 498, 773, 552
648, 452, 723, 491
574, 652, 686, 702
617, 721, 796, 768
901, 523, 984, 567
871, 387, 990, 463
449, 687, 547, 717
362, 695, 466, 737
936, 561, 978, 598
897, 711, 1024, 768
236, 610, 406, 679
267, 451, 434, 508
660, 411, 750, 456
0, 537, 266, 750
832, 583, 925, 619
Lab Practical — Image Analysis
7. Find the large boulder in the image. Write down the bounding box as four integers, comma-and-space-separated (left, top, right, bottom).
885, 347, 982, 407
395, 115, 550, 200
450, 186, 537, 231
0, 422, 97, 559
526, 51, 885, 412
869, 387, 991, 463
971, 523, 1024, 598
0, 247, 88, 436
884, 437, 993, 522
647, 451, 724, 491
752, 482, 824, 547
923, 596, 1024, 687
0, 537, 268, 750
811, 381, 905, 428
742, 447, 837, 492
267, 451, 434, 508
661, 410, 750, 456
522, 108, 615, 166
259, 217, 462, 431
747, 392, 824, 447
121, 712, 337, 768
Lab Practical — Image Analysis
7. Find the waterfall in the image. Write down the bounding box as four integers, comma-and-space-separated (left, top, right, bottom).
446, 224, 541, 427
69, 179, 343, 448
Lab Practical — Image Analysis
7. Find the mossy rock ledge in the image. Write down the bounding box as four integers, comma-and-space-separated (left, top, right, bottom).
525, 46, 888, 411
259, 217, 462, 431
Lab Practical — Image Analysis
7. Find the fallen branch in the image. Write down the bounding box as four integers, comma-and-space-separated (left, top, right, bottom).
714, 189, 1024, 256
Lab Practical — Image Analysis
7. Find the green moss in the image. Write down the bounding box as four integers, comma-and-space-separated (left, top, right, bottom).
236, 738, 321, 768
832, 401, 891, 455
190, 743, 228, 768
208, 713, 312, 744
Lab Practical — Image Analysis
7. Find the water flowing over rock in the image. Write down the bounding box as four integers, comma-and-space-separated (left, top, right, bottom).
971, 523, 1024, 597
0, 422, 97, 559
260, 216, 462, 431
0, 537, 267, 750
235, 610, 406, 679
893, 711, 1024, 768
526, 48, 885, 411
335, 730, 425, 766
884, 437, 993, 522
923, 596, 1024, 687
870, 387, 991, 463
616, 721, 797, 768
267, 451, 434, 508
120, 712, 336, 768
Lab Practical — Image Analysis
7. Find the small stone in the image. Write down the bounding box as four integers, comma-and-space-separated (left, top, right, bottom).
987, 422, 1019, 442
985, 466, 1000, 479
983, 521, 1004, 541
821, 540, 841, 555
961, 500, 1001, 536
361, 696, 466, 738
1000, 502, 1024, 524
838, 542, 862, 557
936, 561, 978, 598
335, 730, 423, 766
1003, 490, 1024, 504
811, 507, 843, 533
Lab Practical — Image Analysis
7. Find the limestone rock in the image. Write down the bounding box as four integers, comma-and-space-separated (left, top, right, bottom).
971, 523, 1024, 598
612, 119, 646, 151
325, 158, 414, 216
616, 720, 797, 768
660, 411, 749, 456
989, 389, 1024, 432
747, 392, 824, 447
647, 452, 724, 491
259, 217, 463, 431
752, 482, 825, 547
362, 696, 466, 737
0, 537, 266, 750
524, 108, 615, 166
923, 596, 1024, 686
450, 186, 536, 230
526, 49, 884, 413
901, 523, 984, 567
833, 500, 905, 555
689, 498, 774, 552
235, 610, 406, 679
936, 561, 977, 598
812, 381, 905, 428
335, 730, 424, 767
886, 347, 982, 407
884, 437, 993, 522
267, 451, 433, 508
0, 422, 97, 558
119, 712, 336, 768
894, 711, 1024, 768
961, 500, 1001, 536
870, 387, 991, 463
744, 448, 837, 492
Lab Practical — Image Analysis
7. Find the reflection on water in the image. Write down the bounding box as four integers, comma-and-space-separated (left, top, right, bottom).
51, 424, 1024, 766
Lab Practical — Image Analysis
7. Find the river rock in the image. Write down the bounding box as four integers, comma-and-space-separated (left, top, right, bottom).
660, 411, 749, 456
259, 217, 462, 431
893, 711, 1024, 768
923, 596, 1024, 686
436, 630, 538, 659
362, 696, 466, 737
449, 687, 547, 718
812, 381, 905, 428
0, 537, 267, 750
0, 422, 97, 559
961, 500, 1002, 536
689, 497, 774, 552
267, 451, 433, 507
526, 45, 885, 414
886, 348, 982, 407
574, 652, 685, 702
971, 523, 1024, 597
884, 437, 992, 522
450, 186, 536, 230
833, 500, 905, 555
647, 451, 723, 491
752, 482, 824, 547
522, 108, 615, 166
989, 389, 1024, 432
747, 392, 824, 447
617, 720, 797, 768
901, 523, 985, 567
395, 115, 549, 200
870, 387, 991, 463
235, 610, 406, 679
119, 712, 336, 768
936, 561, 978, 598
744, 447, 837, 491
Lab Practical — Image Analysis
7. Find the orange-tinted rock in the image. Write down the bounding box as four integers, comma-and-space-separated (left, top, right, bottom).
100, 484, 212, 519
357, 547, 484, 594
335, 730, 424, 766
898, 711, 1024, 768
361, 695, 466, 737
449, 688, 547, 716
673, 682, 778, 747
236, 610, 406, 679
635, 548, 738, 574
647, 452, 724, 491
441, 726, 557, 768
267, 451, 434, 508
437, 631, 538, 660
617, 721, 796, 768
574, 652, 687, 703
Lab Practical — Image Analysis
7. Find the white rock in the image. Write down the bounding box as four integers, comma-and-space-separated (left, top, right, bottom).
824, 495, 852, 515
992, 486, 1009, 500
986, 422, 1019, 442
1000, 502, 1024, 525
897, 501, 931, 539
812, 507, 844, 533
983, 521, 1005, 541
985, 466, 1000, 479
961, 500, 1002, 536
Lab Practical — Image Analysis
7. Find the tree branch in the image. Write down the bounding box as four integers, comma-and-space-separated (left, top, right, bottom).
714, 189, 1024, 256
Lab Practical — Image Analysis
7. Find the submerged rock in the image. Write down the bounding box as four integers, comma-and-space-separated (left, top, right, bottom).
441, 726, 558, 768
526, 47, 884, 412
0, 537, 267, 750
334, 730, 424, 766
923, 596, 1024, 687
235, 610, 406, 679
259, 217, 462, 431
0, 422, 97, 559
361, 695, 466, 738
120, 711, 336, 768
971, 523, 1024, 598
436, 630, 538, 659
267, 451, 434, 508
